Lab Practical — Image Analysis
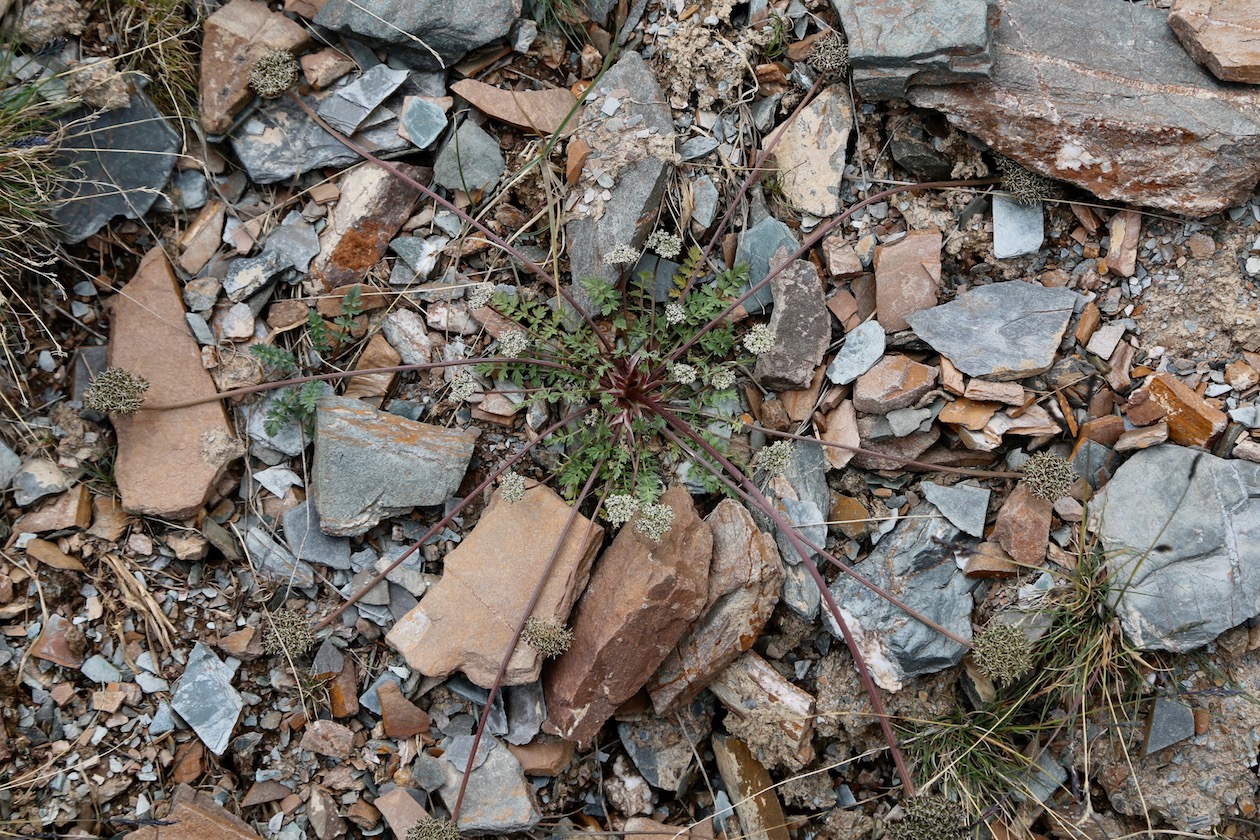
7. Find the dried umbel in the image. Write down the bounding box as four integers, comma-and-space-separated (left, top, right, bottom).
499, 470, 526, 503
521, 617, 573, 658
972, 622, 1034, 685
405, 819, 462, 840
264, 608, 317, 657
83, 367, 149, 415
995, 155, 1059, 205
886, 795, 967, 840
1022, 451, 1077, 501
808, 32, 850, 77
248, 50, 300, 99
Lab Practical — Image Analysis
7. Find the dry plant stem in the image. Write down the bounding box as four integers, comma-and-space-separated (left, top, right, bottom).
287, 91, 614, 354
450, 447, 612, 824
648, 402, 917, 795
313, 407, 591, 631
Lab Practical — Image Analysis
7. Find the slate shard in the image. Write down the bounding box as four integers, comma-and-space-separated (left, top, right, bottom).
172, 642, 244, 756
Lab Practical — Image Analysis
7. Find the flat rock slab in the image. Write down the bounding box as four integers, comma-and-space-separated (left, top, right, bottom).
920, 481, 990, 538
618, 696, 714, 793
172, 642, 244, 756
754, 259, 830, 391
711, 735, 791, 840
309, 163, 424, 290
827, 320, 886, 385
452, 78, 578, 136
1095, 445, 1260, 652
387, 483, 603, 687
314, 0, 520, 70
826, 504, 978, 692
439, 736, 540, 834
432, 120, 505, 193
51, 87, 180, 243
736, 222, 799, 315
545, 487, 712, 747
312, 396, 477, 536
993, 194, 1044, 259
906, 281, 1077, 380
832, 0, 997, 100
109, 248, 241, 519
1169, 0, 1260, 84
647, 500, 783, 715
772, 86, 852, 216
199, 0, 311, 135
874, 229, 941, 331
908, 0, 1260, 216
129, 785, 263, 840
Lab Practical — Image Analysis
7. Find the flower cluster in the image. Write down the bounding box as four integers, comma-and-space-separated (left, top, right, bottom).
646, 230, 683, 259
709, 367, 736, 390
757, 440, 795, 477
466, 282, 495, 310
603, 493, 640, 527
498, 329, 529, 358
670, 363, 698, 385
665, 302, 686, 325
742, 324, 775, 355
634, 502, 675, 542
603, 244, 640, 266
449, 369, 478, 403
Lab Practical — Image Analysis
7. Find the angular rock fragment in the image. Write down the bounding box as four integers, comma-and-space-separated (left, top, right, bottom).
852, 355, 937, 415
312, 396, 477, 536
128, 784, 264, 840
710, 651, 815, 770
317, 65, 410, 135
438, 736, 540, 834
1169, 0, 1260, 84
314, 0, 520, 70
712, 735, 790, 840
172, 643, 244, 756
432, 120, 505, 194
1147, 373, 1227, 448
771, 87, 852, 216
387, 483, 602, 687
619, 695, 714, 793
754, 259, 829, 391
874, 229, 940, 331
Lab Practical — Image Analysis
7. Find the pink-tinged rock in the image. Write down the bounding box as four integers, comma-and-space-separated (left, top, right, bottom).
992, 484, 1052, 566
963, 379, 1025, 406
451, 79, 579, 135
108, 248, 242, 519
545, 487, 712, 747
711, 736, 790, 840
1105, 209, 1141, 278
31, 613, 85, 668
178, 200, 226, 275
128, 785, 264, 840
648, 500, 783, 715
199, 0, 311, 134
820, 399, 860, 470
908, 0, 1260, 217
874, 229, 940, 331
342, 334, 400, 404
1169, 0, 1260, 84
372, 788, 429, 838
308, 163, 426, 291
301, 720, 354, 759
852, 355, 937, 415
1148, 372, 1228, 448
300, 47, 355, 90
377, 680, 431, 739
771, 87, 853, 216
387, 483, 603, 688
823, 233, 864, 279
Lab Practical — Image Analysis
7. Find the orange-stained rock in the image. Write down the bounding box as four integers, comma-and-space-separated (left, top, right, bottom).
939, 397, 999, 431
199, 0, 311, 134
992, 484, 1052, 567
545, 487, 711, 747
1169, 0, 1260, 84
963, 542, 1020, 578
852, 355, 937, 415
820, 399, 859, 469
372, 787, 429, 838
507, 735, 575, 776
451, 79, 579, 135
711, 735, 791, 840
178, 200, 226, 275
12, 484, 91, 533
172, 739, 206, 785
1125, 387, 1169, 426
377, 680, 432, 739
343, 334, 401, 403
1105, 209, 1141, 277
108, 248, 242, 519
387, 483, 603, 688
130, 784, 264, 840
301, 720, 353, 759
874, 229, 940, 331
1080, 414, 1126, 447
1148, 373, 1227, 447
30, 613, 86, 668
963, 379, 1025, 406
830, 495, 872, 540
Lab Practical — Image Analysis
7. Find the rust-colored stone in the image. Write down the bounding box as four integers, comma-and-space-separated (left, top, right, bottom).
852, 355, 937, 414
873, 229, 940, 331
309, 164, 425, 290
1125, 387, 1169, 426
130, 785, 264, 840
172, 739, 206, 785
343, 333, 400, 403
820, 399, 860, 469
507, 736, 575, 776
1080, 414, 1126, 447
992, 484, 1052, 567
830, 495, 872, 539
1170, 0, 1260, 84
963, 542, 1020, 578
1105, 210, 1141, 278
377, 680, 431, 739
939, 397, 999, 431
1148, 373, 1227, 447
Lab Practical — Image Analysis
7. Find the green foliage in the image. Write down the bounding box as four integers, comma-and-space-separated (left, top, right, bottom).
263, 381, 324, 437
251, 344, 298, 376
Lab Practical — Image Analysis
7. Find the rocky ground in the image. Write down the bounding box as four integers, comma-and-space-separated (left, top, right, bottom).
4, 0, 1260, 838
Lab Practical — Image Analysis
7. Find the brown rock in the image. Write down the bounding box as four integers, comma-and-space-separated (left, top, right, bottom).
823, 234, 865, 279
12, 484, 91, 533
545, 487, 712, 746
1225, 359, 1259, 391
565, 136, 592, 186
963, 542, 1020, 578
963, 379, 1025, 406
939, 397, 999, 431
301, 720, 354, 759
343, 334, 401, 403
1125, 387, 1169, 426
267, 299, 308, 330
109, 248, 242, 518
1075, 300, 1101, 345
939, 356, 965, 395
179, 200, 226, 275
772, 87, 852, 216
88, 495, 132, 540
326, 661, 359, 718
31, 613, 86, 668
1169, 0, 1260, 83
372, 787, 429, 838
992, 484, 1052, 567
873, 229, 941, 331
1080, 414, 1126, 447
819, 399, 859, 469
1187, 231, 1217, 258
647, 500, 783, 714
779, 366, 826, 423
309, 164, 426, 291
172, 739, 205, 784
711, 735, 791, 840
199, 0, 311, 134
1115, 421, 1169, 452
830, 495, 872, 539
852, 355, 937, 415
377, 681, 431, 739
451, 79, 579, 135
1148, 372, 1227, 447
300, 48, 354, 90
388, 483, 603, 688
508, 735, 575, 776
826, 288, 860, 331
1104, 210, 1141, 277
346, 799, 380, 830
314, 284, 393, 318
26, 538, 86, 572
129, 784, 264, 840
308, 787, 347, 840
242, 780, 294, 807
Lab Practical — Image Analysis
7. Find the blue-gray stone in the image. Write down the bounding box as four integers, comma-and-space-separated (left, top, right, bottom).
81, 654, 122, 684
317, 65, 411, 135
433, 120, 505, 193
439, 736, 541, 833
692, 174, 719, 228
0, 442, 21, 490
314, 0, 519, 70
265, 216, 321, 273
1143, 697, 1196, 756
149, 701, 177, 736
1072, 439, 1118, 489
359, 672, 402, 715
993, 194, 1044, 259
1012, 750, 1066, 804
826, 504, 979, 690
505, 681, 546, 746
1096, 445, 1260, 652
921, 481, 989, 538
736, 217, 799, 315
184, 313, 217, 346
826, 320, 885, 384
905, 281, 1077, 380
172, 642, 243, 756
51, 86, 180, 243
618, 695, 713, 792
886, 406, 932, 438
680, 136, 720, 161
240, 385, 331, 463
244, 526, 316, 589
401, 97, 448, 149
283, 500, 352, 569
12, 460, 69, 506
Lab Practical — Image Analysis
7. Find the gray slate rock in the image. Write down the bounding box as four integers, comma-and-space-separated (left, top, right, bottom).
439, 735, 541, 834
313, 396, 478, 536
920, 481, 990, 538
265, 216, 321, 273
618, 695, 714, 793
1094, 445, 1260, 652
223, 249, 289, 302
680, 136, 719, 161
172, 642, 243, 756
284, 500, 352, 569
0, 442, 20, 490
314, 0, 520, 70
907, 0, 1260, 216
231, 91, 410, 184
905, 281, 1077, 380
81, 654, 122, 684
992, 194, 1044, 259
51, 86, 180, 243
826, 503, 979, 691
11, 459, 69, 507
401, 97, 448, 149
832, 0, 996, 100
735, 219, 799, 315
751, 441, 829, 620
244, 526, 316, 589
317, 65, 411, 135
754, 259, 829, 391
1143, 697, 1196, 756
826, 320, 885, 385
692, 174, 719, 228
433, 120, 505, 193
505, 681, 546, 746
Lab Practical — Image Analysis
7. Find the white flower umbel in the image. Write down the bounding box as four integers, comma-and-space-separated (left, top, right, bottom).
449, 369, 478, 402
665, 302, 686, 325
603, 493, 640, 527
757, 440, 795, 476
742, 324, 775, 355
634, 502, 675, 542
498, 329, 529, 358
646, 230, 683, 260
670, 363, 698, 385
603, 244, 641, 266
466, 282, 495, 309
709, 367, 736, 390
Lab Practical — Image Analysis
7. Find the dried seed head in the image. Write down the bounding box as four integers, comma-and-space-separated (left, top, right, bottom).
757, 440, 795, 477
887, 795, 967, 840
521, 617, 573, 658
264, 609, 317, 657
709, 367, 736, 390
742, 324, 776, 356
603, 244, 640, 266
603, 493, 640, 527
972, 622, 1034, 686
995, 155, 1059, 205
646, 230, 683, 260
83, 367, 150, 415
1022, 451, 1077, 500
248, 50, 299, 99
664, 302, 686, 325
405, 819, 462, 840
499, 470, 526, 503
634, 502, 675, 542
808, 32, 850, 77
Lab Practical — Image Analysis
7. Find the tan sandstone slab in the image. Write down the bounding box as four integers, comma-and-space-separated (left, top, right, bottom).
108, 248, 241, 519
1170, 0, 1260, 84
387, 483, 603, 689
451, 78, 579, 135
